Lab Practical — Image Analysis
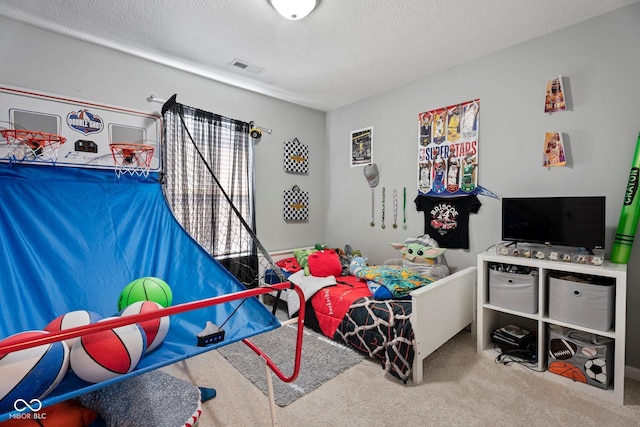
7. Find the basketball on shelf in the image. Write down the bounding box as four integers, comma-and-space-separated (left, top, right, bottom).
118, 277, 173, 311
70, 318, 146, 384
120, 301, 170, 353
44, 310, 104, 350
0, 330, 70, 413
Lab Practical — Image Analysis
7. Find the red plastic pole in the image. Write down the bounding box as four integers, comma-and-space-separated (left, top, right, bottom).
0, 282, 297, 356
242, 284, 306, 383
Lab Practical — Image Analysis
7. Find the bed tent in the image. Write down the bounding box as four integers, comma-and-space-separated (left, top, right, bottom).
0, 162, 285, 421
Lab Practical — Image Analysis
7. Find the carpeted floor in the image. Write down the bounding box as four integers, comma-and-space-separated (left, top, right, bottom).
162, 330, 640, 427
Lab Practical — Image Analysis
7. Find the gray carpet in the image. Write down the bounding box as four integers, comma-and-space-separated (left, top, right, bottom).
216, 317, 364, 406
78, 370, 201, 426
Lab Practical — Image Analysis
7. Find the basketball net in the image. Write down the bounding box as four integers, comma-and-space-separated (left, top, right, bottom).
0, 129, 66, 164
109, 143, 155, 178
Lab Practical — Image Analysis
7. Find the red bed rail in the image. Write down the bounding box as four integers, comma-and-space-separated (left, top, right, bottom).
0, 282, 305, 383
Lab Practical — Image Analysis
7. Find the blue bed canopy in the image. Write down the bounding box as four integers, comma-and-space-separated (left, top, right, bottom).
0, 90, 298, 421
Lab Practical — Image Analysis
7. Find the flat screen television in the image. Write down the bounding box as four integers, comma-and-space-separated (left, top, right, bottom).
501, 196, 605, 249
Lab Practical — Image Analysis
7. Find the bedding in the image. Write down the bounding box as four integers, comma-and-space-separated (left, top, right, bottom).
264, 237, 454, 382
308, 277, 415, 382
271, 257, 420, 382
349, 256, 434, 298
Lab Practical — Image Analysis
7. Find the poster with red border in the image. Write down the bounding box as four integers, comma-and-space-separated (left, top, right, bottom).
418, 99, 479, 196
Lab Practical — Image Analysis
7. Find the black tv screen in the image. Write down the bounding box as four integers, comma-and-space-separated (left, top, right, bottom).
501, 196, 605, 249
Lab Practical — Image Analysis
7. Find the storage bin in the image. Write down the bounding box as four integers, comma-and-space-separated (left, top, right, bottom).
548, 275, 615, 331
547, 325, 614, 390
489, 269, 538, 313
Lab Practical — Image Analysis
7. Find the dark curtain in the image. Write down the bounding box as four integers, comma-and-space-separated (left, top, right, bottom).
162, 103, 258, 287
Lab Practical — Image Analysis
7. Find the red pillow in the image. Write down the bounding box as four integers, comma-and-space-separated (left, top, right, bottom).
307, 249, 342, 277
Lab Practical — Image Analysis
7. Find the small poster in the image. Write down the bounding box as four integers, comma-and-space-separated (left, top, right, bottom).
544, 76, 566, 113
350, 126, 373, 167
543, 132, 566, 167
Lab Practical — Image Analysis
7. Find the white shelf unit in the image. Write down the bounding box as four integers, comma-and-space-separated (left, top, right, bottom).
476, 251, 627, 404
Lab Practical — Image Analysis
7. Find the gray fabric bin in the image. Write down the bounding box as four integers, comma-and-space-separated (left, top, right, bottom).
548, 275, 614, 331
489, 269, 538, 313
547, 325, 613, 390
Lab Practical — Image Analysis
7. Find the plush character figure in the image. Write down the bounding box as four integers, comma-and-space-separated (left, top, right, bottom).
389, 234, 450, 279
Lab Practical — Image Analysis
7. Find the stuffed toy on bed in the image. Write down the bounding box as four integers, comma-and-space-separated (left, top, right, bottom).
389, 234, 450, 280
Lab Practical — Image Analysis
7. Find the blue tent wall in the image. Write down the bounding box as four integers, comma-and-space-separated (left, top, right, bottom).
0, 162, 279, 419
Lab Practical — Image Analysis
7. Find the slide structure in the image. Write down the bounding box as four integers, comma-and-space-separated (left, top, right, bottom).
0, 162, 280, 420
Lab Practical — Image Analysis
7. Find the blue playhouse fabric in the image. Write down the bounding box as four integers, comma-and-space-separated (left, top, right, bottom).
0, 163, 279, 421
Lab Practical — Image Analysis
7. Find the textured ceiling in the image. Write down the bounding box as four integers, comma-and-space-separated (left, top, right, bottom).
1, 0, 638, 111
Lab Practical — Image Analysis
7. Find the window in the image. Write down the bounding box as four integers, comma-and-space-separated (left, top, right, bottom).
161, 103, 256, 262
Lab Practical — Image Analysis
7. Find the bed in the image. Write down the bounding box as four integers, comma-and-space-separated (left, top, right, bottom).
261, 248, 476, 384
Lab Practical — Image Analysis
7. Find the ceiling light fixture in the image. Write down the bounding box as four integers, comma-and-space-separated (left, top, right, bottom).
270, 0, 317, 20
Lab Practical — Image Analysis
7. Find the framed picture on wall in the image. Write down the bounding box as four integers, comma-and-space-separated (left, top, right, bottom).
350, 126, 373, 167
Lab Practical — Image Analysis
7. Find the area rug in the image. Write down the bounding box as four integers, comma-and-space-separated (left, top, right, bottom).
217, 314, 364, 406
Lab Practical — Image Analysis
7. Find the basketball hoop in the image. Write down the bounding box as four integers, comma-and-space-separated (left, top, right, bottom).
110, 142, 155, 177
0, 129, 66, 163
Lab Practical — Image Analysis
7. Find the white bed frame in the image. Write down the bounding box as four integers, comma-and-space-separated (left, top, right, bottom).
259, 249, 477, 385
410, 265, 477, 384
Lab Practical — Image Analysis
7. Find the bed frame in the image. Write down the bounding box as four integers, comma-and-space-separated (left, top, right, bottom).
410, 265, 477, 384
260, 249, 477, 385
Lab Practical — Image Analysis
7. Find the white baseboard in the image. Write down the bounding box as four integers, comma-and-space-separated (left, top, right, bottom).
625, 364, 640, 381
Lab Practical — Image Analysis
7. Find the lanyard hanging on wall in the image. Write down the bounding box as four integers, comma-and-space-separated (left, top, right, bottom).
403, 187, 407, 230
381, 187, 386, 229
393, 188, 398, 229
370, 189, 375, 227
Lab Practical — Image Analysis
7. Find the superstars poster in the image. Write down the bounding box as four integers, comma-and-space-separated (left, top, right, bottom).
418, 99, 479, 196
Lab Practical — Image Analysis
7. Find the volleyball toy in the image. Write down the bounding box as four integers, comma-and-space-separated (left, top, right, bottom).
0, 330, 70, 413
44, 310, 104, 349
70, 318, 146, 384
118, 276, 173, 311
120, 301, 170, 353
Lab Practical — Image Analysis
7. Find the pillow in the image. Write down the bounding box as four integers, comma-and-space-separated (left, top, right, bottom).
307, 249, 342, 277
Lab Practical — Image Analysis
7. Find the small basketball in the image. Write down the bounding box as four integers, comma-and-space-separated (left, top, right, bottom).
70, 318, 146, 383
118, 276, 173, 311
120, 301, 170, 353
0, 331, 70, 413
44, 310, 104, 349
548, 361, 587, 383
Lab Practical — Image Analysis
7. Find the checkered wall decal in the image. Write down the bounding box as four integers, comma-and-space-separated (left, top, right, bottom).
283, 138, 309, 174
283, 185, 309, 221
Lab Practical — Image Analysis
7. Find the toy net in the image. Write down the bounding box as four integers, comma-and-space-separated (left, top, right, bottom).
110, 142, 155, 177
0, 128, 66, 163
161, 101, 288, 306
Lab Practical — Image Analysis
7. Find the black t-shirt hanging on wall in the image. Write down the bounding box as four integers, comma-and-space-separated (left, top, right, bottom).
414, 195, 481, 249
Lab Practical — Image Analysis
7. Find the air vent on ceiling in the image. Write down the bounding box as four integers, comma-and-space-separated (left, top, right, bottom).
228, 58, 265, 74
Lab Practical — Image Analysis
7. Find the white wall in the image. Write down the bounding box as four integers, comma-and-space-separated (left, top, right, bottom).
325, 3, 640, 367
0, 17, 326, 252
